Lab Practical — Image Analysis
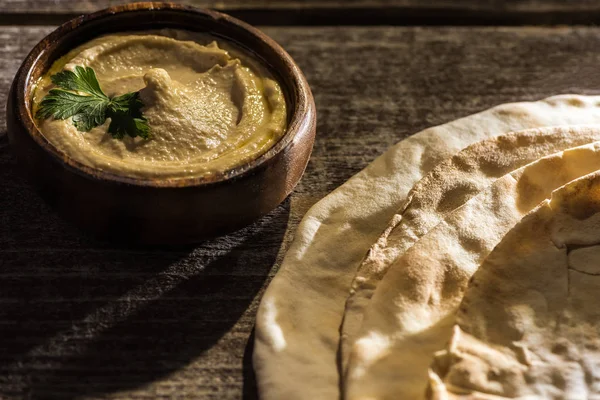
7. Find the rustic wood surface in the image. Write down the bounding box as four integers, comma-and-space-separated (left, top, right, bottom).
3, 0, 600, 13
4, 1, 600, 26
4, 16, 600, 400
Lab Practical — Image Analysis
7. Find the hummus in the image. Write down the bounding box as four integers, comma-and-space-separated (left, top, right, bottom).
32, 29, 287, 179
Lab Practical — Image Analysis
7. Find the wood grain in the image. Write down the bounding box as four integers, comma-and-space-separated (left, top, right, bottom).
3, 25, 600, 399
4, 1, 600, 27
2, 0, 600, 13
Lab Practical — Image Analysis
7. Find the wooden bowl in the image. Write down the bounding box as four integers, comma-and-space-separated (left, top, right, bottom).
6, 2, 316, 245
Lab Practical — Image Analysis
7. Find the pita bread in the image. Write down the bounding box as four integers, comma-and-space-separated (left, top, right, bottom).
429, 171, 600, 399
340, 126, 600, 368
253, 95, 600, 400
345, 141, 600, 400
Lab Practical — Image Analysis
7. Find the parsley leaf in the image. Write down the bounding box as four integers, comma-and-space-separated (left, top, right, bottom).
36, 66, 151, 140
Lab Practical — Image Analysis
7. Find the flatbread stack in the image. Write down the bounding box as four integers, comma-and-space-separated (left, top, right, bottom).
253, 95, 600, 400
429, 171, 600, 399
342, 127, 600, 366
344, 140, 600, 399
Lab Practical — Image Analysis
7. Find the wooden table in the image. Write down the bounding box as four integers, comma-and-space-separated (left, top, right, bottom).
2, 1, 600, 398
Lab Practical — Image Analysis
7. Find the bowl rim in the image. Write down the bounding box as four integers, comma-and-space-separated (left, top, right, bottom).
13, 2, 314, 188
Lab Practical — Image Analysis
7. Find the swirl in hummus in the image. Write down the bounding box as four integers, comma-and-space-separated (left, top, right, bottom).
32, 30, 287, 179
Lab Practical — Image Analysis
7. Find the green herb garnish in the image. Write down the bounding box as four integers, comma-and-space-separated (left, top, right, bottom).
36, 66, 151, 139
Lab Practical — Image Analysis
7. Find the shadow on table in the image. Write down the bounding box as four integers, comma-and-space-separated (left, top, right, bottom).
243, 329, 259, 400
0, 133, 286, 399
